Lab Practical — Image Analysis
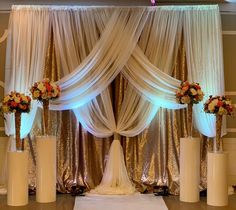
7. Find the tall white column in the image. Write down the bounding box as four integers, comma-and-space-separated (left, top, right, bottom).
7, 151, 28, 206
180, 137, 200, 202
36, 136, 56, 203
207, 151, 228, 206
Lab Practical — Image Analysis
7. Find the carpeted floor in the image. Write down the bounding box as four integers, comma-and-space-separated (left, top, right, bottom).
73, 193, 168, 210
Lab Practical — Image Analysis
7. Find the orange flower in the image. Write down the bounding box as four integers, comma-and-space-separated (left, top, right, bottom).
217, 101, 223, 107
182, 85, 189, 92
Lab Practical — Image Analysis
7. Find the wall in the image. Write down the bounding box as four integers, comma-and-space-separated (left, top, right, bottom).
0, 1, 236, 186
221, 12, 236, 185
0, 12, 9, 186
0, 12, 8, 136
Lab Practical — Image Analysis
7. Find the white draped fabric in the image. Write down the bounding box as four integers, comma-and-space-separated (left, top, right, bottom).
91, 139, 136, 194
5, 7, 50, 138
5, 5, 224, 195
52, 8, 150, 109
183, 6, 226, 137
51, 6, 186, 140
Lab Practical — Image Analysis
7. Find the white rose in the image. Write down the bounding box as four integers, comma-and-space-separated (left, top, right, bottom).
190, 88, 197, 96
208, 103, 215, 112
212, 99, 218, 105
38, 83, 46, 93
225, 100, 231, 105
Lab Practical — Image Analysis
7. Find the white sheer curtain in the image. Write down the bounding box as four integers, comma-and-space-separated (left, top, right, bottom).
5, 6, 50, 138
51, 8, 116, 138
73, 89, 116, 138
183, 5, 225, 137
5, 5, 225, 195
91, 139, 136, 194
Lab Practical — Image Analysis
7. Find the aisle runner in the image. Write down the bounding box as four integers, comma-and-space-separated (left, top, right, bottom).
73, 193, 168, 210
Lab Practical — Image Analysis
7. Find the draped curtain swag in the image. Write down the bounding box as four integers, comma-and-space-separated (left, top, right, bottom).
4, 5, 224, 194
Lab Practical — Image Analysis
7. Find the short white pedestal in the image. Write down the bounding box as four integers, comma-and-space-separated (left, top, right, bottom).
36, 136, 56, 203
7, 151, 29, 206
207, 151, 228, 206
180, 137, 200, 202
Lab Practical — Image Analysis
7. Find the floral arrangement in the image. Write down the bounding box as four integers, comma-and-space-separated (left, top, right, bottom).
176, 81, 204, 104
204, 95, 234, 116
30, 78, 60, 101
30, 78, 61, 135
204, 95, 234, 151
1, 91, 31, 151
176, 81, 204, 137
2, 91, 31, 114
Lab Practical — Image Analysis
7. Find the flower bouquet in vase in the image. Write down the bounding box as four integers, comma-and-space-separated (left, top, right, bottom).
2, 91, 31, 206
2, 91, 31, 151
30, 78, 60, 135
176, 81, 204, 137
176, 81, 204, 202
204, 95, 234, 151
204, 95, 233, 206
30, 78, 60, 203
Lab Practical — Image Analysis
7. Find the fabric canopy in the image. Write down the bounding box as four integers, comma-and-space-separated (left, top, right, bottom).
5, 5, 224, 139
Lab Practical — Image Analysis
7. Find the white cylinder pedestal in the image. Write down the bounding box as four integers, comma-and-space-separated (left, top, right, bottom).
180, 137, 200, 202
36, 136, 56, 203
7, 151, 29, 206
207, 152, 228, 206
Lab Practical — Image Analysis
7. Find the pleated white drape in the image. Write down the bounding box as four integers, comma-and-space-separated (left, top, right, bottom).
183, 7, 225, 137
5, 5, 225, 195
5, 7, 50, 138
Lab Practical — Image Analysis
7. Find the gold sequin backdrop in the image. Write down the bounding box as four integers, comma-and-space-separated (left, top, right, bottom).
26, 30, 209, 195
